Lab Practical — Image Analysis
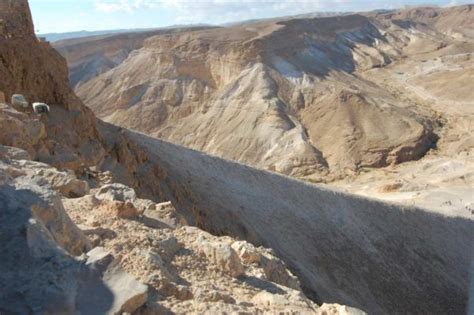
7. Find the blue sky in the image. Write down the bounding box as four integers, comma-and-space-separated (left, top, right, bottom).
29, 0, 472, 33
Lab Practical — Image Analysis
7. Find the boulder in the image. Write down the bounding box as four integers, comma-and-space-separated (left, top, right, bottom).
198, 240, 244, 278
35, 168, 89, 198
95, 183, 136, 202
260, 254, 301, 291
0, 182, 81, 314
13, 175, 91, 256
79, 247, 149, 315
141, 248, 176, 282
0, 173, 88, 314
0, 105, 47, 158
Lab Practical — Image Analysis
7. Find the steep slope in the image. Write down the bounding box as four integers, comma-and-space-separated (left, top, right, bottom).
78, 13, 439, 180
54, 26, 216, 88
128, 129, 473, 314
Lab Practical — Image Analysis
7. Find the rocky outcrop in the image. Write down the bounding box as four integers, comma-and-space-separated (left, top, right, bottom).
63, 186, 353, 314
0, 161, 90, 257
95, 182, 137, 202
3, 134, 345, 314
0, 134, 364, 314
0, 153, 148, 314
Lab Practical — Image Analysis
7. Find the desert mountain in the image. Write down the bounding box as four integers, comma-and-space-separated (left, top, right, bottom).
1, 1, 473, 314
68, 5, 474, 214
40, 28, 162, 43
53, 26, 215, 89
72, 10, 466, 180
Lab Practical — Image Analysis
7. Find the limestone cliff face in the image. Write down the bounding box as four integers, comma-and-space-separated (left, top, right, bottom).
78, 13, 440, 180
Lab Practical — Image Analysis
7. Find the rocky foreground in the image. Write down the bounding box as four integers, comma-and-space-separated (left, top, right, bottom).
1, 139, 365, 314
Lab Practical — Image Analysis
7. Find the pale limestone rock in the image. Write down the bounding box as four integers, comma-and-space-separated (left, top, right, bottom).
252, 290, 319, 312
198, 240, 244, 278
260, 253, 301, 291
155, 235, 181, 261
319, 303, 367, 315
143, 200, 186, 228
8, 159, 89, 198
231, 240, 262, 264
98, 200, 140, 219
133, 198, 156, 212
193, 288, 236, 304
0, 179, 81, 314
95, 183, 137, 202
141, 248, 176, 282
33, 168, 89, 198
0, 105, 46, 158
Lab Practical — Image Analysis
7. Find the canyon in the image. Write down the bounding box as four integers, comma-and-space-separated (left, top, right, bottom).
1, 1, 473, 314
58, 5, 474, 217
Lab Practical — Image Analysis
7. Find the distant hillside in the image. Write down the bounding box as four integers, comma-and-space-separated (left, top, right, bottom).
40, 24, 211, 42
38, 29, 148, 42
53, 26, 218, 88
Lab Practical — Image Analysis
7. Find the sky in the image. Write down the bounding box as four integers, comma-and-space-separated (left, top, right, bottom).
29, 0, 472, 33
